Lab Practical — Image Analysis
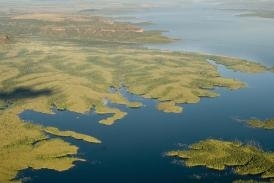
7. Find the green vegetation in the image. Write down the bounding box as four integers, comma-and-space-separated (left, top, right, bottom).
166, 139, 274, 180
247, 119, 274, 130
0, 99, 6, 109
233, 180, 274, 183
0, 40, 266, 125
0, 11, 270, 183
44, 127, 102, 143
0, 108, 81, 183
0, 107, 101, 183
1, 13, 171, 45
157, 101, 182, 113
208, 56, 267, 73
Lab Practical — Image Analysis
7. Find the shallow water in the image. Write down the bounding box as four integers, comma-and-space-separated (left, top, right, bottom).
18, 2, 274, 183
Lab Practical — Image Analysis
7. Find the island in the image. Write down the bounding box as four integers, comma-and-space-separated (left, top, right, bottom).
166, 139, 274, 181
247, 118, 274, 130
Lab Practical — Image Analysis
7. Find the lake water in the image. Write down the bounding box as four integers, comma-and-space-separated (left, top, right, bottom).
115, 2, 274, 66
18, 2, 274, 183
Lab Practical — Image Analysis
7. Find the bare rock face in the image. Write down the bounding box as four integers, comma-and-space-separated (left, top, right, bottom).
0, 34, 9, 44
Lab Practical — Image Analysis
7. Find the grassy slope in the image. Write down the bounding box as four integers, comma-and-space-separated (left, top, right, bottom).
0, 42, 266, 123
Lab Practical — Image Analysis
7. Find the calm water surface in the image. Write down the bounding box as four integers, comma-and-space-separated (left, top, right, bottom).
123, 3, 274, 66
18, 2, 274, 183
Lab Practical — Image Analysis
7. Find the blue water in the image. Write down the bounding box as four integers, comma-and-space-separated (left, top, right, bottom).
18, 2, 274, 183
119, 3, 274, 67
19, 67, 274, 183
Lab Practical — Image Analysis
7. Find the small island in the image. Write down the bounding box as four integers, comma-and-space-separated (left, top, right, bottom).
166, 139, 274, 180
247, 118, 274, 130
